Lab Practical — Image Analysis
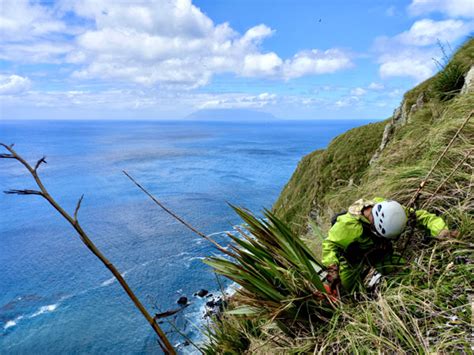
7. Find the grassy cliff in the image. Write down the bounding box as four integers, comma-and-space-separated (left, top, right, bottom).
275, 38, 473, 243
204, 38, 473, 353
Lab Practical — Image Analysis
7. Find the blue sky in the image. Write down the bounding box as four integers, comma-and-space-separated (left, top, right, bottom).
0, 0, 473, 120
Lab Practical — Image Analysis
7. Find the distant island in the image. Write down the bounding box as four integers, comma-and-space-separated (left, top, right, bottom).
186, 108, 279, 122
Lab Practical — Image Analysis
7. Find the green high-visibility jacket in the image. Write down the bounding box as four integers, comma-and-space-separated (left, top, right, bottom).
322, 197, 447, 267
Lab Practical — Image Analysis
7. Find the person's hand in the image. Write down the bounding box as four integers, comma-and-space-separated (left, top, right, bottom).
438, 229, 460, 238
326, 264, 340, 291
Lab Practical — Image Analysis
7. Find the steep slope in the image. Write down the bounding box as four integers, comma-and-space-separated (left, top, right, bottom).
274, 38, 474, 242
205, 38, 473, 354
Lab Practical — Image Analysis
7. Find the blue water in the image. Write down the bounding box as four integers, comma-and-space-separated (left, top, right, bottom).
0, 119, 373, 354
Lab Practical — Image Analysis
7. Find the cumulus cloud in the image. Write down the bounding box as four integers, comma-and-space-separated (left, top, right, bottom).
396, 19, 473, 46
408, 0, 474, 18
374, 17, 473, 82
198, 92, 278, 109
0, 0, 74, 63
0, 0, 66, 41
242, 53, 283, 77
0, 0, 352, 88
379, 57, 435, 81
368, 82, 384, 90
0, 74, 31, 95
65, 1, 352, 86
282, 49, 353, 79
350, 87, 367, 96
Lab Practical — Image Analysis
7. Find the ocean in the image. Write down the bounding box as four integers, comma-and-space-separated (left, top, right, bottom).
0, 119, 374, 354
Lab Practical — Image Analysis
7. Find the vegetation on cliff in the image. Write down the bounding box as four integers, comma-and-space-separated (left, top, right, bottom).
204, 38, 473, 353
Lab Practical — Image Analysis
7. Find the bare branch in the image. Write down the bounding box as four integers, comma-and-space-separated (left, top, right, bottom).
34, 156, 47, 171
154, 304, 189, 320
0, 143, 14, 149
0, 153, 14, 159
74, 194, 84, 222
4, 189, 43, 196
123, 170, 233, 257
0, 145, 176, 354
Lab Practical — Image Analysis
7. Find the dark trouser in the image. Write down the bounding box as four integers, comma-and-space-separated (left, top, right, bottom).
339, 253, 405, 293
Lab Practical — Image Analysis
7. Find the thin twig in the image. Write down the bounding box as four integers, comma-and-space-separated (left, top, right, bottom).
408, 110, 473, 208
422, 148, 472, 209
34, 156, 47, 172
0, 144, 176, 355
74, 194, 84, 222
123, 170, 233, 257
4, 189, 43, 195
154, 304, 190, 320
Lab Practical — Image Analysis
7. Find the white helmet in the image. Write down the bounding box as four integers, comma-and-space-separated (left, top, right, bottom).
371, 200, 407, 239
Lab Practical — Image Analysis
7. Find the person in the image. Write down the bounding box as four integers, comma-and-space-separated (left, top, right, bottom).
322, 197, 458, 293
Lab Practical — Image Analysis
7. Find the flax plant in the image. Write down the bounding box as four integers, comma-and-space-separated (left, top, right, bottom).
205, 206, 336, 336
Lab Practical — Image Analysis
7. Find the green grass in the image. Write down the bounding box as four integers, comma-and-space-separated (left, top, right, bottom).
202, 37, 473, 353
273, 120, 387, 236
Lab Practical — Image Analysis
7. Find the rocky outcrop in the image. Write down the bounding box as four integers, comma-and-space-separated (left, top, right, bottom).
461, 65, 474, 94
369, 91, 426, 166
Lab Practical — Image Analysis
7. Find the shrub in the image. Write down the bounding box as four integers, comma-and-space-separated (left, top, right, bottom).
432, 62, 466, 101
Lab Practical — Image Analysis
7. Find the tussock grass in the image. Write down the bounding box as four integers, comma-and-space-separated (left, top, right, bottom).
203, 38, 473, 353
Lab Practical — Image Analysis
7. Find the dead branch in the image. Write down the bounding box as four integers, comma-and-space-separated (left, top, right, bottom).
4, 189, 43, 196
0, 143, 176, 355
34, 156, 47, 172
123, 170, 235, 258
74, 194, 84, 223
154, 304, 189, 320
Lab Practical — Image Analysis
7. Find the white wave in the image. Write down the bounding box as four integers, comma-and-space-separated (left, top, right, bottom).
30, 304, 58, 318
3, 315, 24, 330
101, 277, 116, 287
3, 303, 60, 332
176, 251, 191, 257
206, 230, 233, 238
188, 256, 205, 262
100, 270, 130, 287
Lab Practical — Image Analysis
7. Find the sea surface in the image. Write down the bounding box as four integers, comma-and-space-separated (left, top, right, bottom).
0, 119, 375, 354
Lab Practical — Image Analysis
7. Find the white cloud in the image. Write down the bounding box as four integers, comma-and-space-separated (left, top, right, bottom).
0, 0, 352, 88
379, 57, 434, 81
334, 95, 361, 108
408, 0, 474, 18
66, 1, 352, 87
350, 87, 367, 96
198, 92, 278, 109
282, 49, 353, 79
0, 0, 74, 63
368, 82, 384, 90
0, 0, 66, 41
374, 17, 472, 82
242, 53, 283, 77
396, 19, 473, 46
0, 75, 31, 95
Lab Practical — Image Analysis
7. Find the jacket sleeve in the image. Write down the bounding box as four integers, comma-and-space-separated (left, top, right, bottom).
322, 216, 363, 266
414, 209, 448, 236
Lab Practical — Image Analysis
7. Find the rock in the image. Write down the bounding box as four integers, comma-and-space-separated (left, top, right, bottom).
204, 296, 228, 319
177, 296, 188, 306
206, 293, 213, 298
369, 121, 394, 165
409, 93, 424, 115
461, 65, 474, 94
194, 289, 209, 297
392, 100, 409, 126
